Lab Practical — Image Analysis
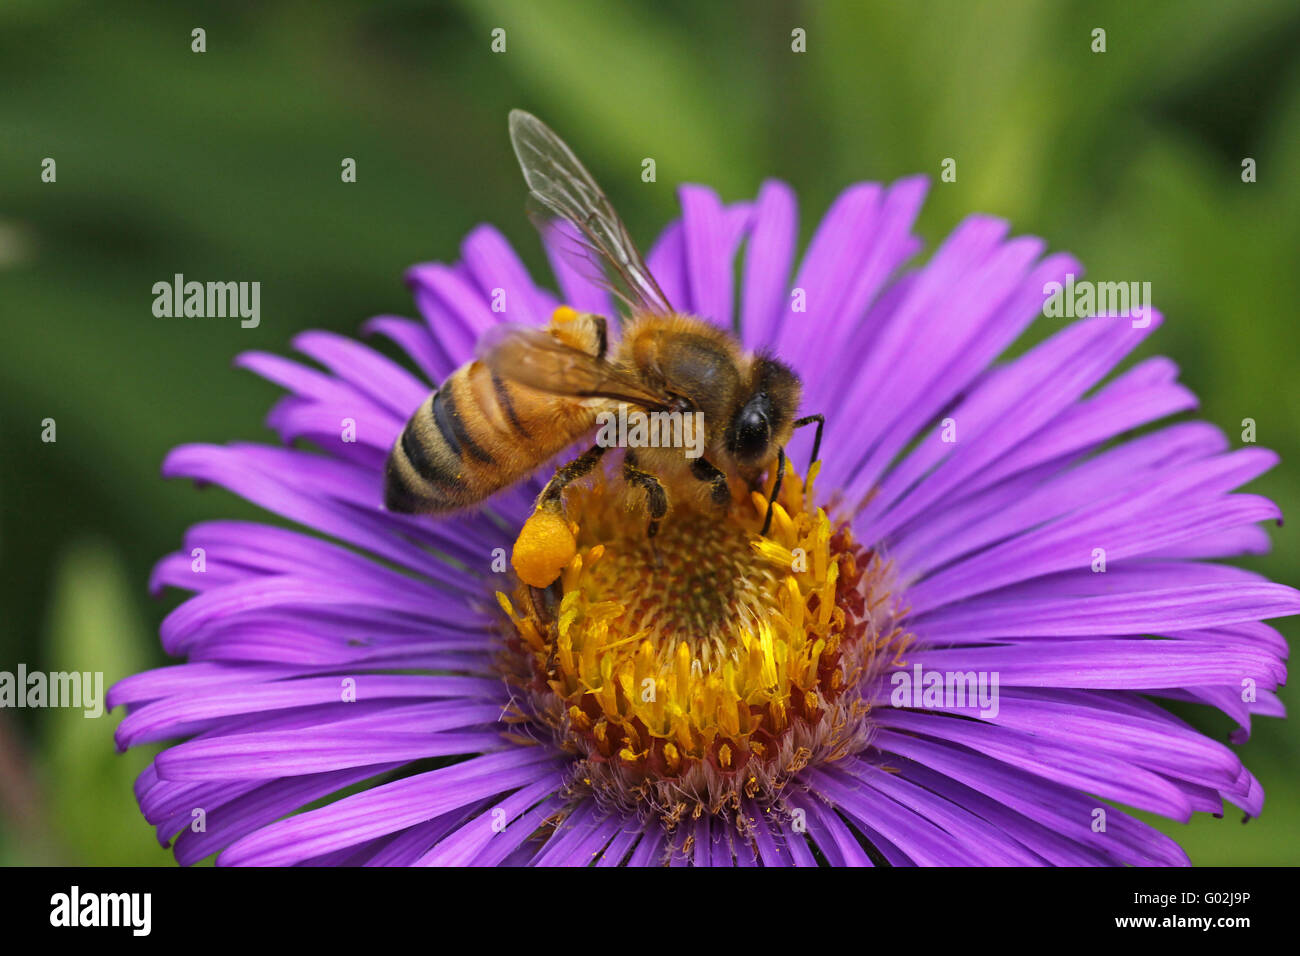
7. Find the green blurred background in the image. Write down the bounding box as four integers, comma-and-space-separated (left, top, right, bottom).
1, 0, 1297, 865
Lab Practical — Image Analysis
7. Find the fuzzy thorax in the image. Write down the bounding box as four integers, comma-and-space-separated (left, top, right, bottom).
496, 461, 907, 829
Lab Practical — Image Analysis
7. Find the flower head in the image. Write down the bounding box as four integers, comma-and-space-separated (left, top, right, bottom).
112, 176, 1294, 866
497, 461, 902, 828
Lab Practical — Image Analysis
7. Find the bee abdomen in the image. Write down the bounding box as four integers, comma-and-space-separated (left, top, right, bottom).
431, 384, 495, 464
384, 449, 448, 514
385, 360, 596, 516
489, 369, 530, 438
385, 385, 476, 514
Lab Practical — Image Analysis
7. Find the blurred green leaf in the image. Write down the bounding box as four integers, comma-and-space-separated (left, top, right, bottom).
38, 540, 171, 866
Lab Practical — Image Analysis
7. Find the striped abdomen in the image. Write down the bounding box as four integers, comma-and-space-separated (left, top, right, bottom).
384, 359, 598, 514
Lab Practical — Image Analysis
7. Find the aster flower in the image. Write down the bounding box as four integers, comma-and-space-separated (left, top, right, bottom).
111, 171, 1294, 867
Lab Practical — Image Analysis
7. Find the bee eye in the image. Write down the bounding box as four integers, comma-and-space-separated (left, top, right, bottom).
728, 395, 772, 463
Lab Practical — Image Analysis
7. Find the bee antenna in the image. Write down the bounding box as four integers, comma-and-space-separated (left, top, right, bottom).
792, 414, 824, 470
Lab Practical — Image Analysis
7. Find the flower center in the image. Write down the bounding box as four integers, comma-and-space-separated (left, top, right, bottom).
495, 462, 907, 827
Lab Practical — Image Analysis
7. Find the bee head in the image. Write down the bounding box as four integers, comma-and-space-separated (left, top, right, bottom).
726, 356, 800, 467
726, 394, 774, 465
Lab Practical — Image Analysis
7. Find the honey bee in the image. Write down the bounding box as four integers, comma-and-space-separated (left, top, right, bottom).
384, 110, 822, 542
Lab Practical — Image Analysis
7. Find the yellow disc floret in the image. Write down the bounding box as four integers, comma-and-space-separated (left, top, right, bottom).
496, 460, 907, 827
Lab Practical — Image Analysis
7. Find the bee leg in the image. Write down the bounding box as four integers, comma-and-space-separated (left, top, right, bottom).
792, 414, 824, 471
537, 444, 607, 512
761, 446, 787, 536
623, 452, 668, 563
526, 580, 561, 625
689, 456, 731, 511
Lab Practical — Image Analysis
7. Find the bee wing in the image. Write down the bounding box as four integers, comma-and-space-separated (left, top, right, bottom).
508, 109, 673, 317
479, 324, 673, 410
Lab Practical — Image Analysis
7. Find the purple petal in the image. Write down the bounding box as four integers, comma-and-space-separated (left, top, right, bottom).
739, 179, 797, 346
219, 748, 561, 866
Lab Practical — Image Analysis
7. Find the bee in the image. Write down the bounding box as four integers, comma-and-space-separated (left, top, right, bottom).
384, 110, 822, 545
